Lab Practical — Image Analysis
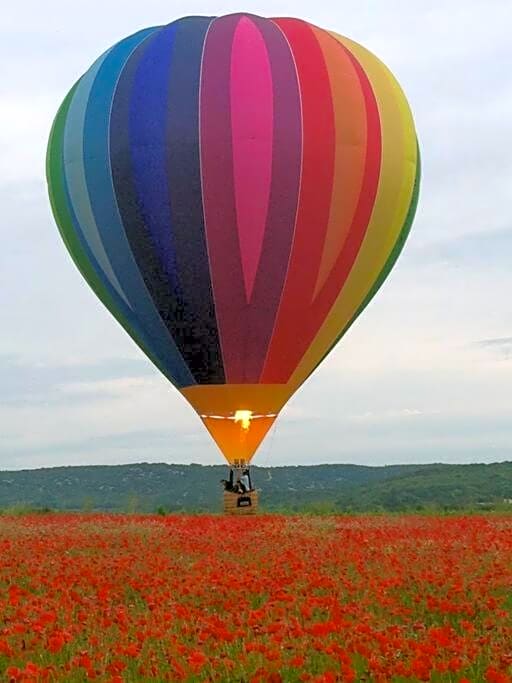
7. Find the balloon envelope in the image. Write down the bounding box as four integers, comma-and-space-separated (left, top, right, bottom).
47, 14, 420, 465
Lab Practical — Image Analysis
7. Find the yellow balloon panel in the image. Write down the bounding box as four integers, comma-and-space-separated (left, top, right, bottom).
287, 32, 418, 393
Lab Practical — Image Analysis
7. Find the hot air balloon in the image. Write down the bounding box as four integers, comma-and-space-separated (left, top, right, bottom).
46, 14, 420, 510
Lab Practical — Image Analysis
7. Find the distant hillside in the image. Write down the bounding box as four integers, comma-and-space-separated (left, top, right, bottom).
1, 462, 512, 513
339, 462, 512, 511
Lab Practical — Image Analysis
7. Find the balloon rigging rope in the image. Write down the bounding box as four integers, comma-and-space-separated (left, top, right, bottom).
261, 418, 279, 470
199, 413, 278, 420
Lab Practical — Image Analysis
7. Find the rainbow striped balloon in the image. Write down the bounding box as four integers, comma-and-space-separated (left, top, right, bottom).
47, 14, 420, 465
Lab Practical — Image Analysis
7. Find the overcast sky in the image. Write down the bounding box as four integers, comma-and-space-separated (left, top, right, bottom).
1, 0, 511, 470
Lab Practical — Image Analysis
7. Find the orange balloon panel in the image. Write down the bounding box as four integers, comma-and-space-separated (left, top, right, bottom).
201, 416, 277, 466
181, 385, 286, 464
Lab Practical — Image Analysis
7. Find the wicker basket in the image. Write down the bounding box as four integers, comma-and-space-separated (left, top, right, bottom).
223, 490, 259, 515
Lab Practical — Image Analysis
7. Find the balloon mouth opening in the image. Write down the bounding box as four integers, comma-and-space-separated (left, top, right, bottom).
200, 410, 278, 431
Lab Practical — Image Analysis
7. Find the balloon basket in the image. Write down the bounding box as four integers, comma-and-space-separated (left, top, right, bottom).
223, 490, 259, 515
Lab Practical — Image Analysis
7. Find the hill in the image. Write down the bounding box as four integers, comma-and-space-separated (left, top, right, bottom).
1, 461, 512, 513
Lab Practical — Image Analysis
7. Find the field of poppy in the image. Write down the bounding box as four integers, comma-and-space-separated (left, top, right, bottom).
0, 514, 511, 682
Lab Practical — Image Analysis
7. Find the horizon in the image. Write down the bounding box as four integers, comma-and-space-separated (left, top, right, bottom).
2, 459, 511, 474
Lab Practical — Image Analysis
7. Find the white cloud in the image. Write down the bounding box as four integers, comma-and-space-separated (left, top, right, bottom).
349, 408, 426, 423
1, 0, 512, 469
